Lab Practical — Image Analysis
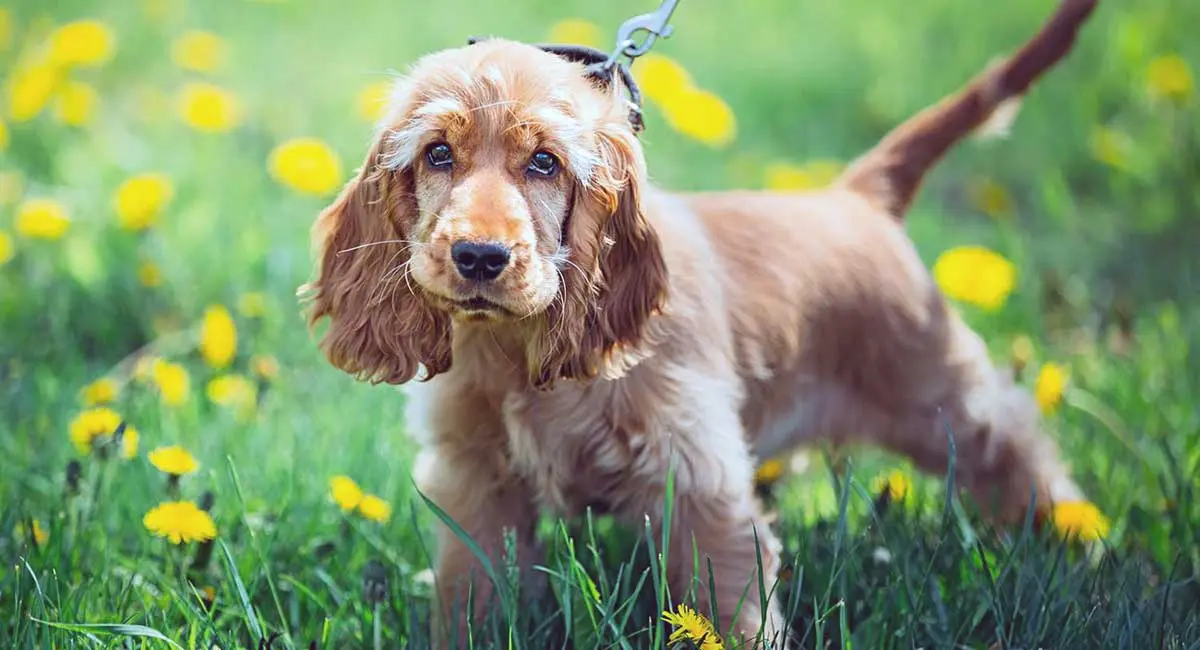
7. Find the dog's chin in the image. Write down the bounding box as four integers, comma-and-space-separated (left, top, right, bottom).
414, 273, 557, 324
447, 296, 515, 322
426, 293, 535, 323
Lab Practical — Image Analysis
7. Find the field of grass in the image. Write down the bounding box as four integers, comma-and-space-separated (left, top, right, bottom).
2, 0, 1199, 647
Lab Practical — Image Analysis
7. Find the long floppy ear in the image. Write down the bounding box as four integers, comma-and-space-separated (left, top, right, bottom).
301, 140, 452, 384
531, 122, 668, 387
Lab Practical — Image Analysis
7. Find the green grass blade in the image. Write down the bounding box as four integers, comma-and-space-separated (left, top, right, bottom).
31, 618, 184, 649
218, 538, 264, 643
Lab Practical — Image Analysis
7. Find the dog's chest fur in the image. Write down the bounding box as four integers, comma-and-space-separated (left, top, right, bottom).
402, 336, 675, 519
501, 383, 663, 517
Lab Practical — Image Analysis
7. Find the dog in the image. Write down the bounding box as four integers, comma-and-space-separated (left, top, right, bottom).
301, 0, 1098, 645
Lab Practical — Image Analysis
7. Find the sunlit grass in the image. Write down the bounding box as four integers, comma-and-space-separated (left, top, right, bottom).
3, 0, 1199, 647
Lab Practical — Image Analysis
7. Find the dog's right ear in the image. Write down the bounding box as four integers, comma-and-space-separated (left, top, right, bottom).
301, 138, 452, 385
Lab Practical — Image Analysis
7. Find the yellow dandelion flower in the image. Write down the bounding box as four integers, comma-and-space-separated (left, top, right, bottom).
0, 8, 11, 52
138, 260, 164, 287
148, 445, 199, 476
659, 86, 737, 148
80, 377, 119, 406
662, 604, 723, 650
1089, 125, 1133, 172
632, 53, 692, 106
68, 407, 136, 455
764, 160, 843, 191
113, 173, 174, 231
0, 172, 25, 206
206, 374, 256, 412
171, 30, 228, 74
237, 291, 267, 318
755, 458, 787, 486
251, 354, 280, 381
0, 231, 13, 266
33, 519, 49, 545
330, 475, 364, 512
48, 20, 116, 68
16, 198, 70, 240
16, 519, 50, 546
122, 427, 139, 459
177, 82, 242, 133
546, 18, 602, 48
0, 116, 8, 150
52, 81, 98, 126
967, 177, 1014, 219
357, 494, 392, 523
268, 137, 343, 197
355, 79, 393, 123
932, 245, 1017, 312
1145, 54, 1194, 102
143, 500, 217, 544
199, 305, 237, 368
6, 61, 64, 122
152, 359, 191, 406
1052, 501, 1110, 542
1034, 362, 1069, 414
1011, 334, 1035, 372
870, 469, 911, 501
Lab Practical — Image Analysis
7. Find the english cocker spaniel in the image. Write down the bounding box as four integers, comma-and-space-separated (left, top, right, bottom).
302, 0, 1098, 645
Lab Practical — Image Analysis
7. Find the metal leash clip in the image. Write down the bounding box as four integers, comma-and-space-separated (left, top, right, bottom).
466, 0, 683, 134
605, 0, 681, 68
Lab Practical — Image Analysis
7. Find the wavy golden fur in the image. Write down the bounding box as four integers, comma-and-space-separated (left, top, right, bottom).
302, 0, 1098, 645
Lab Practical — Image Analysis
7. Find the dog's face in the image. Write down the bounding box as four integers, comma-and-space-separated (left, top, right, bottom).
304, 39, 667, 387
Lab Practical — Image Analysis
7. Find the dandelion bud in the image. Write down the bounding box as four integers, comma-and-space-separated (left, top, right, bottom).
361, 559, 389, 605
65, 460, 82, 494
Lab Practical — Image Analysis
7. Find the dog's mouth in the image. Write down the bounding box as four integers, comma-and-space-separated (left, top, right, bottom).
457, 296, 502, 311
443, 295, 515, 319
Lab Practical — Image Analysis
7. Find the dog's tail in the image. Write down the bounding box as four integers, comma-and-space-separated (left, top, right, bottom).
836, 0, 1098, 219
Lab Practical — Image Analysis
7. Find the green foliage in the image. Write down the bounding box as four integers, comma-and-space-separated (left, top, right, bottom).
2, 0, 1199, 647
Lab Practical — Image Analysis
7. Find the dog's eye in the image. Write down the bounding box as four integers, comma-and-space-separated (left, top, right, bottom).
527, 150, 559, 177
426, 143, 454, 169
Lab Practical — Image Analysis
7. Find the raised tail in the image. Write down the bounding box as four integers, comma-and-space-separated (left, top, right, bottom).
836, 0, 1098, 219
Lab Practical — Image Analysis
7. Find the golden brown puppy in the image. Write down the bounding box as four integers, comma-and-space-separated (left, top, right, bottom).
302, 0, 1098, 645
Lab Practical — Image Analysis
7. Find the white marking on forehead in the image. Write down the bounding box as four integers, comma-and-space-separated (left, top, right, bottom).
529, 106, 598, 183
374, 75, 413, 134
414, 96, 466, 118
382, 124, 424, 170
381, 94, 467, 170
481, 64, 506, 88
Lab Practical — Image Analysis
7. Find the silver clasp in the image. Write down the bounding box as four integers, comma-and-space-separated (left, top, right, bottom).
605, 0, 681, 68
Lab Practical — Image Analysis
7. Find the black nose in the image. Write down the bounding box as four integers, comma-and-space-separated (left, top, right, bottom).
451, 240, 511, 281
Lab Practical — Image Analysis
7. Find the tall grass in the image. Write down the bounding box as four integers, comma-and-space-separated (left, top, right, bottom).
3, 0, 1199, 647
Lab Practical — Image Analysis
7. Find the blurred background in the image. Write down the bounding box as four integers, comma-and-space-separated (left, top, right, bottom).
2, 0, 1198, 646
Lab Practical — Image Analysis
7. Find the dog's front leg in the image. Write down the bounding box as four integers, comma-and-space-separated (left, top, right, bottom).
666, 484, 788, 649
628, 386, 790, 649
416, 448, 541, 648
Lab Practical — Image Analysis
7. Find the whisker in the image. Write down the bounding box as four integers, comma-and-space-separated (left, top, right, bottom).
402, 262, 419, 298
366, 244, 417, 307
338, 239, 422, 254
471, 99, 519, 113
485, 323, 523, 374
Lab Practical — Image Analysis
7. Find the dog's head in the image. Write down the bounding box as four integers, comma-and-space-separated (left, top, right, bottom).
303, 39, 668, 388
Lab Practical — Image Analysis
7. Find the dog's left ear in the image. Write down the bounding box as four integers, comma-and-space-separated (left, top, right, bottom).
300, 138, 453, 385
531, 121, 668, 386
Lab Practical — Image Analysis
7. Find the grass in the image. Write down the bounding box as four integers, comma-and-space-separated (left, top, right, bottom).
2, 0, 1199, 647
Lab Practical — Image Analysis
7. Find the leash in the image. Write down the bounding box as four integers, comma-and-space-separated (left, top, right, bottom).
467, 0, 682, 134
604, 0, 680, 69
